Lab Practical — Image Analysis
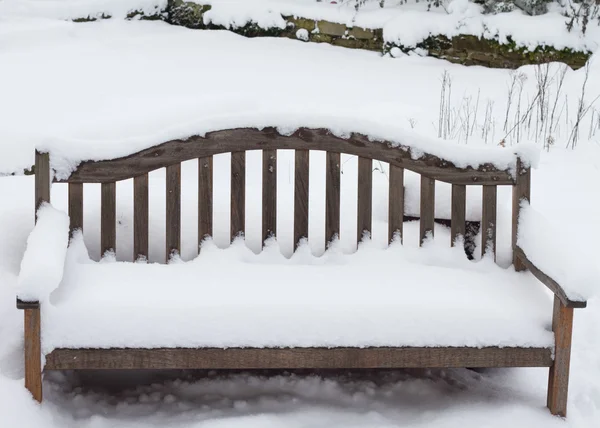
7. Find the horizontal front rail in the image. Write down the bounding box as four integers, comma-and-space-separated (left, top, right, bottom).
45, 347, 552, 370
55, 128, 515, 185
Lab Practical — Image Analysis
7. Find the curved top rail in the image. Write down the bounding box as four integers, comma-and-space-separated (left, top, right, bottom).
56, 128, 516, 185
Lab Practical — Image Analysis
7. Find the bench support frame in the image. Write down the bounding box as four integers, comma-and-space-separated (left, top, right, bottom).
24, 306, 42, 403
547, 296, 574, 417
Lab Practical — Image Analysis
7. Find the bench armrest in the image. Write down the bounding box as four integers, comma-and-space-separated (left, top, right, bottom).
514, 247, 586, 309
17, 203, 70, 308
516, 202, 595, 309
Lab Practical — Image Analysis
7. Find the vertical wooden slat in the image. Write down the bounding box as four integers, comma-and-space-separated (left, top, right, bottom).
231, 151, 246, 241
262, 149, 277, 243
481, 185, 497, 259
68, 183, 83, 236
101, 182, 116, 257
24, 308, 42, 402
450, 184, 466, 247
547, 295, 574, 417
34, 151, 50, 212
512, 158, 531, 271
388, 165, 404, 244
134, 174, 149, 260
325, 152, 341, 245
166, 164, 181, 261
357, 157, 373, 245
420, 176, 435, 246
198, 156, 213, 246
294, 150, 309, 248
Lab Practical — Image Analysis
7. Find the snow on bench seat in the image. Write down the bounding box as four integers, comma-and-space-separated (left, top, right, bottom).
42, 236, 554, 353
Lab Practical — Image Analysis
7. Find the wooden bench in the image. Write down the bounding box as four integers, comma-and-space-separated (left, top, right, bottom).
17, 127, 586, 417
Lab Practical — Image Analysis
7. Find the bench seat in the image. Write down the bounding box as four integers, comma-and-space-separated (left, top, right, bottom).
42, 238, 554, 353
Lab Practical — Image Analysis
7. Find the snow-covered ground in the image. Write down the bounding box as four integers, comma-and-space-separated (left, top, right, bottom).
1, 15, 600, 428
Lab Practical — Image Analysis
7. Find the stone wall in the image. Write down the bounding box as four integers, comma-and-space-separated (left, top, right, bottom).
74, 0, 591, 70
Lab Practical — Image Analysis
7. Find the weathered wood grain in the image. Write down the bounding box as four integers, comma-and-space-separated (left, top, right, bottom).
231, 151, 246, 241
262, 150, 277, 243
24, 308, 42, 402
35, 151, 50, 211
420, 176, 435, 246
166, 164, 181, 260
44, 346, 552, 371
450, 184, 466, 247
133, 174, 149, 260
512, 158, 531, 271
325, 151, 340, 245
547, 296, 574, 417
357, 157, 373, 245
482, 185, 497, 259
198, 157, 213, 245
61, 128, 515, 185
514, 247, 586, 308
388, 165, 404, 244
294, 150, 309, 248
100, 182, 116, 257
68, 183, 83, 235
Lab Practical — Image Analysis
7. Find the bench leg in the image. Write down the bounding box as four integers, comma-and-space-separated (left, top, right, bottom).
547, 296, 573, 417
24, 308, 42, 402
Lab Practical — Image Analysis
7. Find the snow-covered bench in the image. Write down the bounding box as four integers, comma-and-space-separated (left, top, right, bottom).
17, 127, 591, 417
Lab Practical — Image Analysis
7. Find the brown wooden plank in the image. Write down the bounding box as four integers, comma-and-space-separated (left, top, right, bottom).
24, 308, 42, 402
231, 151, 246, 241
450, 184, 466, 247
547, 296, 574, 417
100, 182, 116, 256
388, 165, 404, 244
45, 346, 552, 371
325, 151, 341, 245
514, 247, 586, 308
294, 149, 309, 248
63, 128, 515, 185
35, 151, 50, 212
133, 174, 149, 260
420, 176, 435, 246
68, 183, 83, 235
262, 149, 277, 243
198, 157, 213, 245
166, 164, 181, 261
512, 158, 531, 271
481, 185, 497, 259
357, 157, 373, 245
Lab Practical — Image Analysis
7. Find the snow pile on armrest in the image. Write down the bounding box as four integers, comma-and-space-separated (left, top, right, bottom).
518, 202, 598, 302
17, 203, 70, 303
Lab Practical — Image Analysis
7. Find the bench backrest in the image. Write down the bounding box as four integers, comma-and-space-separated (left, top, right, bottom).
35, 127, 531, 265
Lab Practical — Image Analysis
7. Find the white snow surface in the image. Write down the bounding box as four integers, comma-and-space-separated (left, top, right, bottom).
42, 234, 554, 352
518, 203, 599, 302
0, 19, 546, 179
17, 203, 70, 303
